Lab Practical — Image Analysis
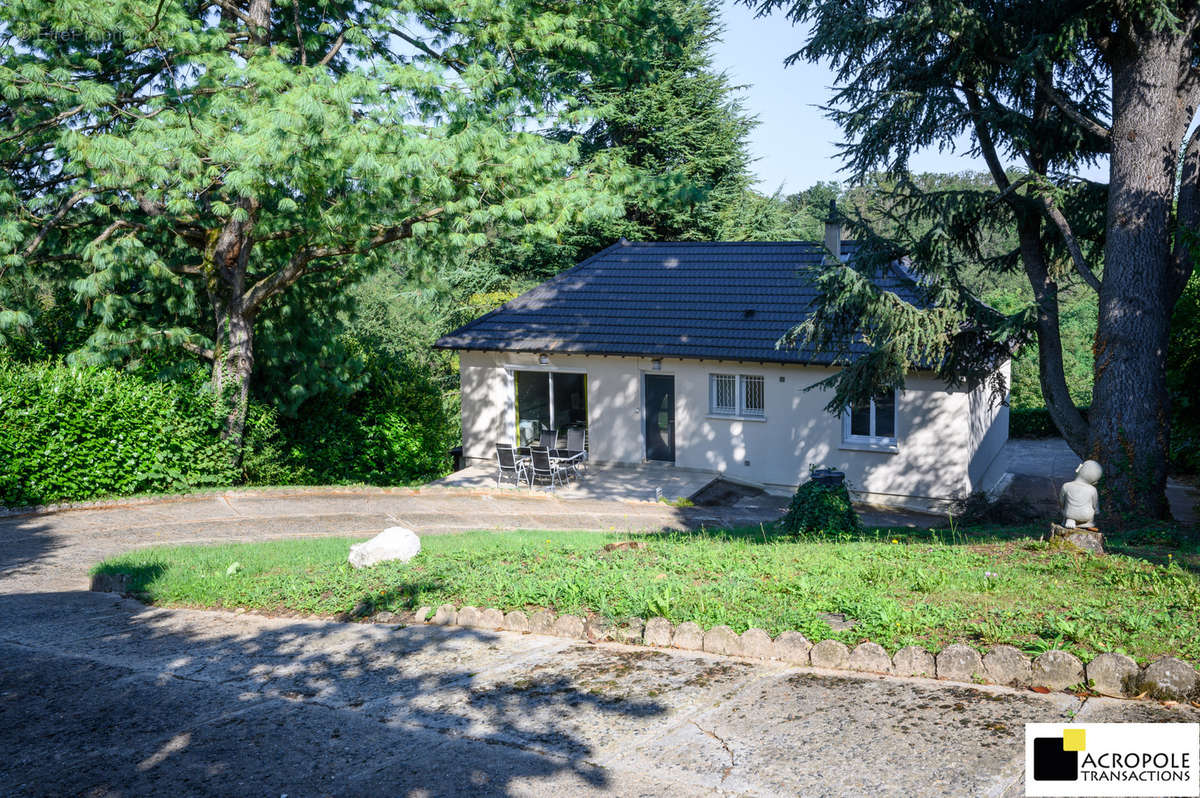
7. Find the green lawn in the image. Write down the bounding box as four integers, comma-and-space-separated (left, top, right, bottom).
94, 524, 1200, 664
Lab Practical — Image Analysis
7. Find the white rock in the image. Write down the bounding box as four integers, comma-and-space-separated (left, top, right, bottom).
348, 527, 421, 569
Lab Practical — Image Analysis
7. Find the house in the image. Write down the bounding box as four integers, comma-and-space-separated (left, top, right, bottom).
434, 221, 1009, 511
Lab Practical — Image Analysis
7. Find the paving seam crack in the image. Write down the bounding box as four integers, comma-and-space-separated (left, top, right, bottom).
691, 720, 735, 781
218, 494, 244, 515
634, 662, 786, 748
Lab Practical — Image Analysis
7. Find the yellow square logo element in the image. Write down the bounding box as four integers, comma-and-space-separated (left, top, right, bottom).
1062, 728, 1086, 752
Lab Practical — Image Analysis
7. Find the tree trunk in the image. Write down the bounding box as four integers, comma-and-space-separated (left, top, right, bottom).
212, 299, 255, 457
206, 202, 259, 463
1017, 216, 1090, 456
1093, 28, 1188, 520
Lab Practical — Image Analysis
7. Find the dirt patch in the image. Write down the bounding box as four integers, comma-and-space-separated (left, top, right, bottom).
603, 541, 649, 552
690, 478, 766, 507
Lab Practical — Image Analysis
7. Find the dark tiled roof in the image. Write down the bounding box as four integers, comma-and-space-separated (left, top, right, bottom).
434, 240, 926, 365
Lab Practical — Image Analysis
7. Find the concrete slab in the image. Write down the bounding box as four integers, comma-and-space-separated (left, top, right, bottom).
371, 643, 772, 758
620, 669, 1081, 797
6, 587, 1191, 798
1, 488, 1188, 796
428, 462, 720, 504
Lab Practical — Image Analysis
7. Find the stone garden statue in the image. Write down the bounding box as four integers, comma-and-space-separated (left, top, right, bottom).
1059, 459, 1102, 529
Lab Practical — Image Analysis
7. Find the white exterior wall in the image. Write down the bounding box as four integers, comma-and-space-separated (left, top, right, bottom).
458, 350, 1007, 510
966, 359, 1011, 493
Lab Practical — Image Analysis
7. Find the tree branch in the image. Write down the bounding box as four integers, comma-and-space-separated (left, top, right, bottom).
964, 91, 1014, 195
206, 0, 253, 27
1036, 194, 1102, 292
179, 340, 215, 361
22, 189, 90, 257
88, 219, 143, 248
165, 262, 204, 276
1031, 73, 1112, 145
0, 105, 84, 146
964, 89, 1089, 452
293, 1, 306, 66
387, 27, 466, 73
253, 226, 307, 242
318, 28, 349, 67
242, 207, 444, 310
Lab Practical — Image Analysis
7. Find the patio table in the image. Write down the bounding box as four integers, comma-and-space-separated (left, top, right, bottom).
518, 447, 584, 478
517, 446, 569, 460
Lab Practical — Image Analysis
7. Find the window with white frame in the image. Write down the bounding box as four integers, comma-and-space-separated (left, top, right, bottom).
741, 375, 765, 417
709, 374, 765, 418
843, 391, 897, 447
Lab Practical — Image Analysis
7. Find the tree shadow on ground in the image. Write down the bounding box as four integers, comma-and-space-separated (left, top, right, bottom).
0, 514, 59, 580
0, 591, 677, 797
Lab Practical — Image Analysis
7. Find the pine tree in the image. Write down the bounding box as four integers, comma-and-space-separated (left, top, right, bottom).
571, 0, 756, 242
500, 0, 756, 281
0, 0, 675, 458
750, 0, 1200, 519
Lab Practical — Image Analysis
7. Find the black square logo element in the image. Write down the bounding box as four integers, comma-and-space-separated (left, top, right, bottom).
1033, 737, 1079, 781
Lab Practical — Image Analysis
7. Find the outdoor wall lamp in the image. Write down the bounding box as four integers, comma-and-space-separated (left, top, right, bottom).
538, 354, 549, 365
651, 359, 662, 371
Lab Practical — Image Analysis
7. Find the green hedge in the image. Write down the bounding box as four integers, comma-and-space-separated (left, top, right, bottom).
1009, 406, 1091, 439
0, 362, 238, 506
276, 360, 455, 486
0, 359, 457, 507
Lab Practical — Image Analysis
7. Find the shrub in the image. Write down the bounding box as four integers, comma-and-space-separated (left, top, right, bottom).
1009, 406, 1091, 439
240, 402, 298, 486
780, 476, 862, 537
0, 361, 238, 506
277, 354, 455, 486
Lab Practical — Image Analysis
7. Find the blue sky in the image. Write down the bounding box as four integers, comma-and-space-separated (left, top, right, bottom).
711, 1, 1108, 192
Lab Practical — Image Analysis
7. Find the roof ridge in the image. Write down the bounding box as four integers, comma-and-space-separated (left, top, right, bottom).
432, 238, 929, 365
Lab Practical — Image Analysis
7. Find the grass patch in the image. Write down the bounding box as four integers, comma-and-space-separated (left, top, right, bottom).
94, 524, 1200, 663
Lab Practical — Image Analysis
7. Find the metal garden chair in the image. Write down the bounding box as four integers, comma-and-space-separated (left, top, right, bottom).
560, 427, 588, 476
495, 443, 529, 486
527, 446, 570, 490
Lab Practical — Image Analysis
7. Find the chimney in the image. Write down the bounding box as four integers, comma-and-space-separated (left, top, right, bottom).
823, 199, 842, 264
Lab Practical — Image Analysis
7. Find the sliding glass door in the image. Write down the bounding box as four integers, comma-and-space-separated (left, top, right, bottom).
515, 371, 550, 446
514, 371, 587, 446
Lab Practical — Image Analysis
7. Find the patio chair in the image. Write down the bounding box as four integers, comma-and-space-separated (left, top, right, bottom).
562, 427, 588, 476
527, 446, 570, 490
538, 428, 559, 451
495, 443, 529, 486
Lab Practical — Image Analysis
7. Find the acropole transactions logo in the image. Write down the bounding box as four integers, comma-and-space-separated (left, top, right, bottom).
1026, 723, 1200, 797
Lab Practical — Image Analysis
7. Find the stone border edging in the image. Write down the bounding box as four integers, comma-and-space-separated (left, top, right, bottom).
88, 574, 1200, 702
384, 602, 1200, 702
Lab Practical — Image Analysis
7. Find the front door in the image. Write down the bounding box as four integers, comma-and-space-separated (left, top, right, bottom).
644, 374, 675, 462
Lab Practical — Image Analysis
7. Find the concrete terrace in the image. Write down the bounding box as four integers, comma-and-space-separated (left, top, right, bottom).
428, 461, 741, 503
